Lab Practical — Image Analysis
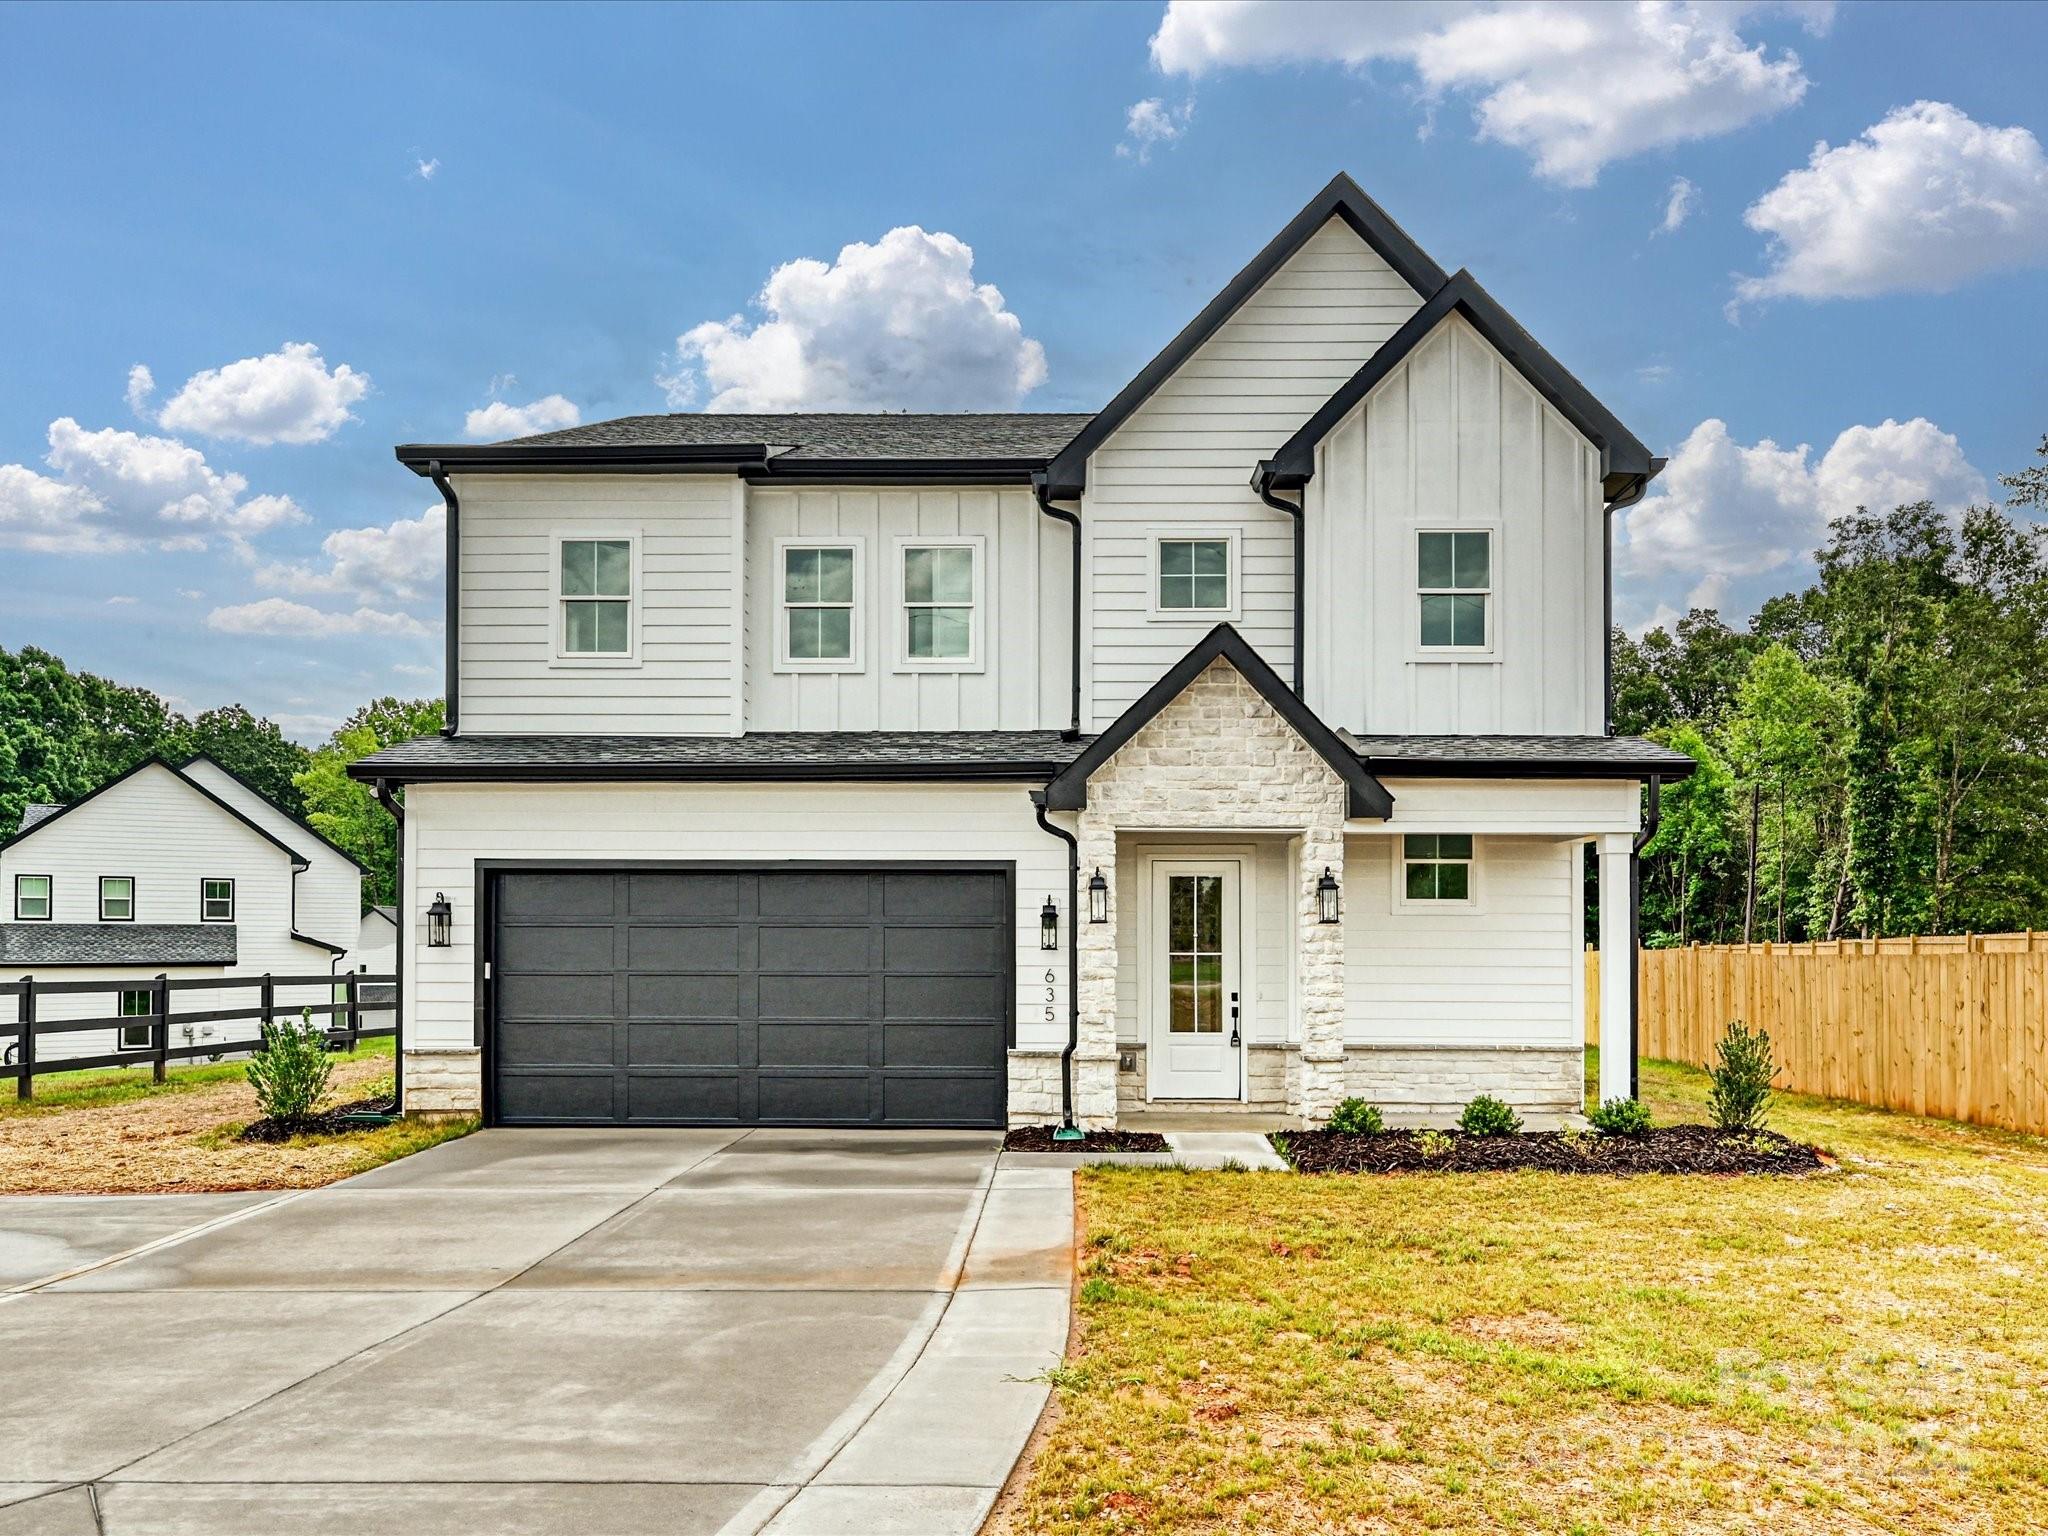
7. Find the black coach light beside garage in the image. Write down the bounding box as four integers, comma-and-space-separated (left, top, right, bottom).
426, 892, 453, 948
1317, 866, 1341, 924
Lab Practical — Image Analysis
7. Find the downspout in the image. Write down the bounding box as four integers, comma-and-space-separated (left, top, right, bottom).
428, 460, 460, 736
1627, 775, 1661, 1102
1255, 477, 1306, 696
1031, 474, 1083, 740
1031, 790, 1082, 1138
376, 780, 406, 1116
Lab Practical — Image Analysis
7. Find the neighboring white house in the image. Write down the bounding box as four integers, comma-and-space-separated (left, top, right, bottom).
351, 172, 1692, 1131
0, 756, 370, 1064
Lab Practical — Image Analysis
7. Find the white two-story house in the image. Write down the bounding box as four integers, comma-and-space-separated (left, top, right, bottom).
352, 173, 1691, 1131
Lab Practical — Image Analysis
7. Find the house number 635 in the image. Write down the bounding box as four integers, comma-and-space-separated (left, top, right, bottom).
1044, 969, 1058, 1023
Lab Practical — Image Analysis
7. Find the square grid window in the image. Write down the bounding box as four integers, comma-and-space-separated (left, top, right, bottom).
903, 545, 975, 661
1417, 530, 1490, 648
559, 538, 633, 656
118, 987, 153, 1051
1402, 834, 1473, 902
100, 875, 134, 922
201, 878, 234, 922
14, 874, 50, 921
783, 545, 856, 662
1157, 538, 1230, 612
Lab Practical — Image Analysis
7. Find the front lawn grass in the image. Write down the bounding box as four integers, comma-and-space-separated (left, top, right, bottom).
0, 1036, 395, 1117
994, 1055, 2048, 1533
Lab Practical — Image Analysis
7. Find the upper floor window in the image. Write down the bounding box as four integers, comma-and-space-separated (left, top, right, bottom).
118, 987, 153, 1050
14, 874, 50, 921
100, 875, 135, 922
1154, 536, 1233, 615
779, 542, 859, 670
555, 535, 636, 660
201, 878, 235, 922
1417, 530, 1490, 649
898, 540, 981, 669
1400, 834, 1474, 905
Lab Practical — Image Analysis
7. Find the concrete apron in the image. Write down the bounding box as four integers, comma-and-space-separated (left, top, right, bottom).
0, 1131, 1075, 1536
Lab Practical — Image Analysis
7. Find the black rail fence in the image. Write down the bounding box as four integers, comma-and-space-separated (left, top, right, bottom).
0, 971, 398, 1099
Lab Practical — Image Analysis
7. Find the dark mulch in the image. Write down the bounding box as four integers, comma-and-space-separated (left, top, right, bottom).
1004, 1126, 1170, 1153
1279, 1124, 1827, 1176
236, 1096, 398, 1143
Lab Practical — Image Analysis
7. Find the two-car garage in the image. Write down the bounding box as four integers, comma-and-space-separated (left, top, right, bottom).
483, 864, 1013, 1128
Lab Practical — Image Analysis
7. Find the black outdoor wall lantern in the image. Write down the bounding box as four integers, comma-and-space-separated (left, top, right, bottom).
1316, 866, 1341, 924
426, 892, 453, 947
1040, 896, 1060, 951
1088, 867, 1109, 924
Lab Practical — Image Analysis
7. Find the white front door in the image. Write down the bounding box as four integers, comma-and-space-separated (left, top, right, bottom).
1148, 860, 1242, 1100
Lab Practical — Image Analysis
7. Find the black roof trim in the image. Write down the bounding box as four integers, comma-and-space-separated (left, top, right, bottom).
1044, 624, 1394, 819
1044, 172, 1449, 496
0, 758, 310, 869
1258, 269, 1656, 503
175, 754, 373, 876
292, 930, 349, 955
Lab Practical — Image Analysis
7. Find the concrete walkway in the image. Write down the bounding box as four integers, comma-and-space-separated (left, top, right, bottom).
0, 1128, 1072, 1535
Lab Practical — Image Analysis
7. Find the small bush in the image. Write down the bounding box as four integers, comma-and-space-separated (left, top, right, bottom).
1588, 1096, 1653, 1136
1415, 1128, 1454, 1159
246, 1006, 333, 1125
1708, 1019, 1778, 1131
1459, 1094, 1522, 1136
1326, 1097, 1386, 1135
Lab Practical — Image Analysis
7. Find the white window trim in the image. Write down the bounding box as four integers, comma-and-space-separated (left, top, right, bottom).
774, 536, 865, 674
201, 877, 235, 923
117, 988, 153, 1051
549, 530, 643, 668
1410, 523, 1499, 660
1391, 833, 1481, 913
890, 535, 986, 674
14, 873, 51, 921
100, 875, 135, 923
1146, 529, 1242, 623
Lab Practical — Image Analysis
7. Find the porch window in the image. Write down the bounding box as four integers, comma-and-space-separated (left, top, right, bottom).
556, 536, 636, 658
1401, 834, 1473, 903
781, 543, 858, 666
1417, 530, 1489, 648
1156, 537, 1231, 613
118, 987, 153, 1050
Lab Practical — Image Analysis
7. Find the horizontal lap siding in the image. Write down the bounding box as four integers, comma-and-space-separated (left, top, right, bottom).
178, 759, 359, 952
1084, 220, 1423, 728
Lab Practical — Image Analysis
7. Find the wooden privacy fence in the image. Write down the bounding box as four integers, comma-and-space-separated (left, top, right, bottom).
0, 971, 397, 1099
1590, 933, 2048, 1135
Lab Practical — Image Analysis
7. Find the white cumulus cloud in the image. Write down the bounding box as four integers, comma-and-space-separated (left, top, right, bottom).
244, 503, 445, 605
1118, 97, 1194, 163
148, 342, 370, 445
1735, 100, 2048, 306
1147, 0, 1826, 186
205, 597, 429, 639
464, 395, 582, 440
662, 225, 1048, 412
415, 157, 441, 181
1656, 175, 1699, 235
1615, 415, 1989, 627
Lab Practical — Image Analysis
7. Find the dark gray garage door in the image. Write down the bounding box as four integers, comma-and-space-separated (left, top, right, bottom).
489, 867, 1011, 1127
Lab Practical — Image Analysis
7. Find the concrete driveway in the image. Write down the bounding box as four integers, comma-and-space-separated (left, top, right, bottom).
0, 1129, 1072, 1535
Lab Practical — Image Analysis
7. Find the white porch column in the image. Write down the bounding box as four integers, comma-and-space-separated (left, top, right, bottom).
1596, 831, 1635, 1107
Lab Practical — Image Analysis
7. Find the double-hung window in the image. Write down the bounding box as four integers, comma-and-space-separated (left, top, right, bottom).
1155, 536, 1233, 614
899, 542, 980, 668
780, 543, 858, 668
556, 536, 636, 660
14, 874, 50, 921
118, 988, 153, 1051
201, 878, 234, 922
100, 875, 134, 922
1400, 834, 1474, 905
1417, 530, 1490, 649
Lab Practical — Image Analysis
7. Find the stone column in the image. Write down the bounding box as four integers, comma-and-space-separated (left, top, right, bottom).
1597, 831, 1635, 1107
1072, 811, 1121, 1128
1294, 827, 1348, 1123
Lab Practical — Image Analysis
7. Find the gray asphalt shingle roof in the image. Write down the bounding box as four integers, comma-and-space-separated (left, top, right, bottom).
0, 924, 237, 967
1343, 733, 1697, 775
18, 804, 62, 830
349, 731, 1091, 779
497, 412, 1096, 461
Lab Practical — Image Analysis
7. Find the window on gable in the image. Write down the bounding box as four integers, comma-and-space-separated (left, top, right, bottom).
100, 875, 134, 922
1402, 834, 1473, 903
14, 874, 50, 921
1417, 530, 1490, 648
118, 987, 153, 1050
558, 537, 634, 657
902, 544, 976, 663
201, 878, 234, 922
1156, 538, 1231, 612
782, 544, 856, 664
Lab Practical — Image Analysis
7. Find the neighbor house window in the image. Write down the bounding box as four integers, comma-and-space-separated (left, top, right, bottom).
780, 543, 858, 666
14, 874, 50, 921
1401, 834, 1474, 904
556, 536, 635, 658
900, 542, 979, 666
100, 875, 134, 922
118, 988, 153, 1050
1417, 530, 1490, 649
201, 878, 234, 922
1155, 537, 1232, 613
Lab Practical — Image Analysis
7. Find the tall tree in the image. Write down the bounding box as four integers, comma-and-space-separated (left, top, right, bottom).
295, 697, 445, 907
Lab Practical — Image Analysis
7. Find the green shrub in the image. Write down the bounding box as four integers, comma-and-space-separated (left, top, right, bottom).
246, 1007, 333, 1125
1326, 1096, 1385, 1135
1458, 1094, 1522, 1136
1708, 1019, 1778, 1131
1415, 1128, 1454, 1159
1588, 1096, 1653, 1136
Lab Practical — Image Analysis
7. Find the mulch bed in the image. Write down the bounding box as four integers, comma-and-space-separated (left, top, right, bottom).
1004, 1126, 1171, 1153
1279, 1124, 1827, 1176
236, 1096, 398, 1144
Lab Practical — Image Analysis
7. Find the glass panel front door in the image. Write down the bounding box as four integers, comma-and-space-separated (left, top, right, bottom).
1150, 861, 1241, 1099
1167, 874, 1224, 1035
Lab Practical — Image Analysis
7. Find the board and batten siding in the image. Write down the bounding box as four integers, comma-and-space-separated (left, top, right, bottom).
1304, 312, 1605, 736
399, 782, 1069, 1057
454, 473, 741, 736
745, 486, 1071, 731
1081, 217, 1425, 728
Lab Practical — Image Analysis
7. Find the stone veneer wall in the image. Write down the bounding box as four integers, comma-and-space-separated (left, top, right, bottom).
1345, 1045, 1584, 1129
404, 1048, 482, 1117
1072, 659, 1350, 1129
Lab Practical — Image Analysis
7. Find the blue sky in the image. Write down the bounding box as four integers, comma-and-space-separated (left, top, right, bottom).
2, 1, 2044, 739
